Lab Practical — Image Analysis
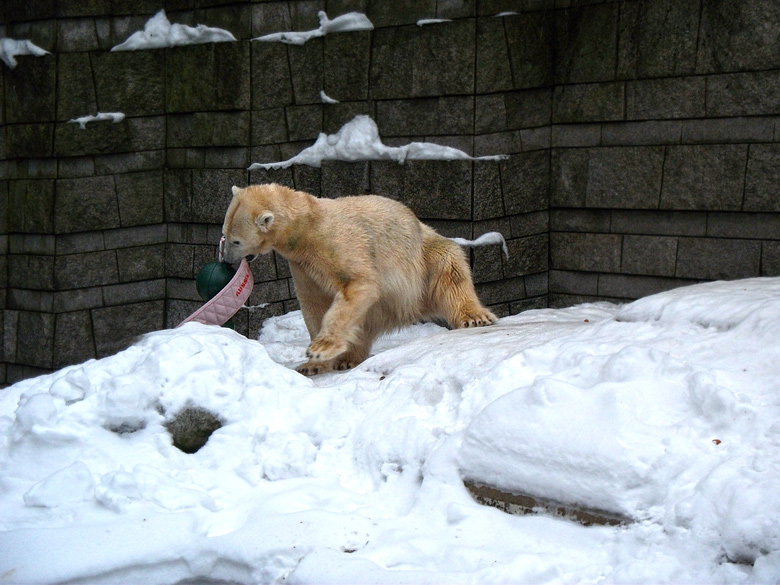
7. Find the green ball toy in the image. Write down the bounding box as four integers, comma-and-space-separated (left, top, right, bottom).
196, 261, 237, 329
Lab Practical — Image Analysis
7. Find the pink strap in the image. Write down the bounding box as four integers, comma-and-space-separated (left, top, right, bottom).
177, 258, 254, 328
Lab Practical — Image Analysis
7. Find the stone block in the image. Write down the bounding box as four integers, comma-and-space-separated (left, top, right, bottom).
552, 82, 624, 124
520, 127, 552, 152
251, 2, 293, 37
506, 89, 553, 130
53, 287, 104, 312
377, 97, 474, 137
551, 124, 602, 147
504, 12, 554, 89
286, 105, 323, 142
475, 17, 513, 93
509, 211, 549, 238
323, 31, 371, 101
91, 50, 164, 116
57, 17, 100, 52
610, 210, 707, 237
55, 175, 120, 233
706, 213, 780, 240
166, 42, 250, 112
55, 116, 165, 157
58, 157, 96, 178
251, 42, 295, 109
204, 148, 250, 169
9, 234, 55, 255
93, 151, 164, 175
248, 165, 295, 189
165, 243, 195, 279
251, 278, 291, 305
621, 235, 678, 277
472, 245, 504, 284
585, 146, 665, 209
103, 279, 166, 306
745, 144, 780, 212
8, 180, 55, 233
681, 117, 773, 144
555, 3, 618, 84
4, 54, 56, 123
117, 245, 166, 282
321, 160, 369, 197
167, 112, 250, 148
550, 232, 622, 272
626, 77, 705, 120
697, 0, 780, 74
191, 169, 246, 223
598, 274, 689, 300
164, 170, 193, 223
115, 171, 164, 227
549, 270, 599, 295
104, 224, 167, 249
56, 52, 97, 122
660, 145, 747, 211
475, 276, 526, 306
92, 300, 164, 358
5, 123, 55, 158
323, 102, 376, 134
7, 288, 53, 312
762, 242, 780, 276
53, 311, 96, 369
505, 234, 549, 277
550, 209, 611, 233
474, 132, 520, 158
706, 71, 780, 117
3, 310, 18, 364
252, 109, 288, 145
401, 160, 472, 220
288, 38, 324, 105
601, 121, 681, 146
551, 148, 588, 207
16, 311, 55, 369
292, 165, 322, 196
617, 0, 699, 78
55, 250, 119, 289
56, 232, 105, 255
676, 238, 761, 280
474, 162, 504, 221
166, 299, 201, 327
370, 26, 415, 99
501, 151, 550, 215
367, 0, 435, 27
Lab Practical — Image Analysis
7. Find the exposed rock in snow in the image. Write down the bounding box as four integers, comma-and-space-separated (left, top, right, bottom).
249, 115, 507, 170
0, 38, 49, 69
111, 10, 236, 51
253, 11, 373, 45
68, 112, 126, 129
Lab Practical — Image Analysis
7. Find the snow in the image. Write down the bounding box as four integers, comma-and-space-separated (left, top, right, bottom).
254, 11, 374, 45
1, 277, 780, 583
111, 10, 236, 51
68, 112, 126, 129
449, 232, 509, 259
0, 38, 49, 69
249, 115, 508, 170
320, 90, 340, 104
417, 19, 453, 26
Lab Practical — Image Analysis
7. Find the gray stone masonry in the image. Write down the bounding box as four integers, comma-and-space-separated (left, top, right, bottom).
3, 0, 780, 385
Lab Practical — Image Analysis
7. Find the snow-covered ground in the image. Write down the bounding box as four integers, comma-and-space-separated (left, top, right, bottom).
1, 278, 779, 584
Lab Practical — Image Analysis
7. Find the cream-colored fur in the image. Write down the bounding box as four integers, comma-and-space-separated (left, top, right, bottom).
222, 183, 497, 375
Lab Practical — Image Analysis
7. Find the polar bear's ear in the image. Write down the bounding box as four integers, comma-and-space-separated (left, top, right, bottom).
256, 211, 274, 232
231, 185, 242, 197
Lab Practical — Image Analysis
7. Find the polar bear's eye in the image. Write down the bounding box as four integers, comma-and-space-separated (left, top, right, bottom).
232, 240, 241, 245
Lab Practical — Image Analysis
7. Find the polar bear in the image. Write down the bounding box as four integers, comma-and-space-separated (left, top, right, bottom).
222, 184, 497, 375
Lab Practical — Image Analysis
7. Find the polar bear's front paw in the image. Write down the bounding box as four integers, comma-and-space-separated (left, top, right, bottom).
458, 309, 498, 328
296, 361, 332, 376
306, 335, 349, 361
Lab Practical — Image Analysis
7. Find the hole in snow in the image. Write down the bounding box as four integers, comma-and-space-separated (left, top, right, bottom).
165, 407, 223, 454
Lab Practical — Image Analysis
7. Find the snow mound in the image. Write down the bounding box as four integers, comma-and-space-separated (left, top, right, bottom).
249, 115, 507, 170
254, 11, 373, 45
1, 279, 780, 583
0, 38, 49, 69
111, 10, 236, 51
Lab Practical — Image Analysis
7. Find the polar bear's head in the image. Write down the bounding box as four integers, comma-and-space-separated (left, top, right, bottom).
221, 185, 278, 264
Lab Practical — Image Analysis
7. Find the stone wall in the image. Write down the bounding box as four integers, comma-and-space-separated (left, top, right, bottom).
2, 0, 779, 385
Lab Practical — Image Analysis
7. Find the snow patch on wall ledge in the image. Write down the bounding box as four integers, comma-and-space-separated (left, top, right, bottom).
0, 38, 49, 69
249, 115, 508, 170
253, 11, 373, 45
68, 112, 126, 129
111, 10, 236, 51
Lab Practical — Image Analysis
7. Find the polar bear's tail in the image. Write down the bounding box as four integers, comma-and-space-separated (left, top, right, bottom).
449, 232, 509, 259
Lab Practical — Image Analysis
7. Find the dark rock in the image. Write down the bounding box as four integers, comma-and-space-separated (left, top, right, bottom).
165, 407, 223, 454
